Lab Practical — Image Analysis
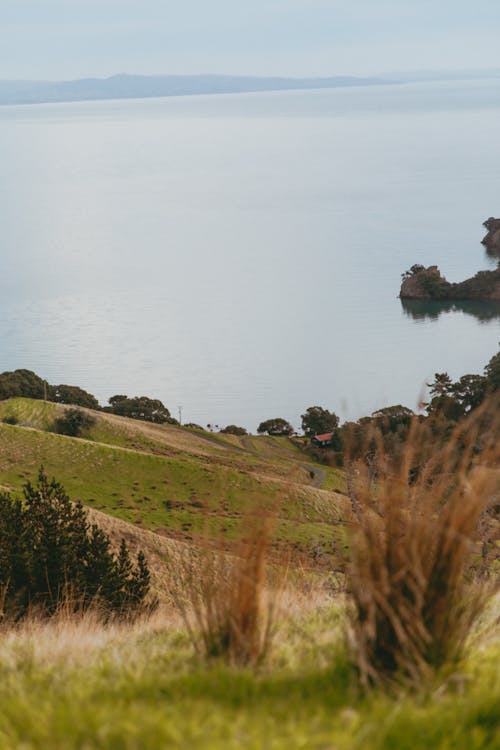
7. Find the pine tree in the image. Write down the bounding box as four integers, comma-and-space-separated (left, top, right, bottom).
0, 470, 152, 620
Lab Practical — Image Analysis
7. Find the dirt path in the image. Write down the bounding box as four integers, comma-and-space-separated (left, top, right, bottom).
302, 465, 326, 488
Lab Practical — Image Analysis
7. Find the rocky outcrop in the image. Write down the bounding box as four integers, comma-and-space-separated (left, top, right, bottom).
482, 217, 500, 256
400, 265, 444, 299
400, 264, 500, 301
400, 220, 500, 301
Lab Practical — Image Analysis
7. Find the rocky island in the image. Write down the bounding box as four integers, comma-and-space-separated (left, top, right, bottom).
482, 217, 500, 256
400, 219, 500, 301
400, 264, 500, 300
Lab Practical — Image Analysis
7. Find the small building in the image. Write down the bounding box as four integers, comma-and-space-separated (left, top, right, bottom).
311, 431, 334, 448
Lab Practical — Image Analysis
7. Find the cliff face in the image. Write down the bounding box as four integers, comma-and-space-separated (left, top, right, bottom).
400, 265, 500, 301
482, 217, 500, 255
400, 219, 500, 301
400, 266, 445, 299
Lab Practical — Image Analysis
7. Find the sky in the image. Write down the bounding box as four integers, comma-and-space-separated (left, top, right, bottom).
2, 0, 500, 81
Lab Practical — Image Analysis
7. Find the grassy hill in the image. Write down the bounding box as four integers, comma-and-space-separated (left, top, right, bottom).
0, 398, 347, 563
0, 398, 499, 749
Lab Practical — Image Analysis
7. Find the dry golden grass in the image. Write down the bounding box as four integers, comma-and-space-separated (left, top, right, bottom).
0, 605, 180, 670
85, 506, 184, 602
345, 404, 500, 686
170, 508, 282, 667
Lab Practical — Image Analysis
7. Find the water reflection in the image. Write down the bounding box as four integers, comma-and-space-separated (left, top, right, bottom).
401, 298, 500, 323
484, 246, 500, 261
2, 86, 500, 426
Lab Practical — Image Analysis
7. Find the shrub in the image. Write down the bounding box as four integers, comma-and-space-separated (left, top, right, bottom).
172, 511, 277, 666
104, 395, 173, 424
49, 384, 99, 409
0, 470, 152, 620
2, 415, 18, 425
53, 408, 96, 437
484, 347, 500, 390
220, 425, 248, 436
257, 418, 294, 436
0, 369, 48, 401
301, 406, 339, 437
345, 405, 499, 686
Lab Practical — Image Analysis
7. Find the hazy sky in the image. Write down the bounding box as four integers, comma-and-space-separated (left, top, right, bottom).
3, 0, 500, 80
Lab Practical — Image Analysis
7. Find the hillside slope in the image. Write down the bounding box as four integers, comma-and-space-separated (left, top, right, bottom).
0, 399, 347, 564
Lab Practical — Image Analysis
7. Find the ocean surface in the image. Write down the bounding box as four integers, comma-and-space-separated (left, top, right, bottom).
1, 79, 500, 430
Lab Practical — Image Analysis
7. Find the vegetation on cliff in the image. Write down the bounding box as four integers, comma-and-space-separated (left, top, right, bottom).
482, 216, 500, 257
400, 219, 500, 300
400, 263, 500, 300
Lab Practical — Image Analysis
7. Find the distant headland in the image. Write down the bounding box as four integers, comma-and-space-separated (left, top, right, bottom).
0, 73, 388, 107
3, 69, 500, 107
400, 219, 500, 301
482, 217, 500, 257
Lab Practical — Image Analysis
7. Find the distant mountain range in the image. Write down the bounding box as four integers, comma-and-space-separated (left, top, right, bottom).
1, 70, 500, 106
0, 74, 388, 106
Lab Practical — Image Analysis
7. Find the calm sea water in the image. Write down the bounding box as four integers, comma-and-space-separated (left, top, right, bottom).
1, 79, 500, 430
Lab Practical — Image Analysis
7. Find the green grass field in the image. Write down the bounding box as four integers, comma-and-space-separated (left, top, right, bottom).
0, 399, 346, 559
0, 598, 498, 750
0, 398, 499, 749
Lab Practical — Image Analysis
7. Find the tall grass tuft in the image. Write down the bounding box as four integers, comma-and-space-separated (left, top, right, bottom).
171, 510, 278, 667
345, 404, 499, 686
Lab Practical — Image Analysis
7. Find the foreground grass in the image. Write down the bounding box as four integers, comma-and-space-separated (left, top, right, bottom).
0, 600, 498, 750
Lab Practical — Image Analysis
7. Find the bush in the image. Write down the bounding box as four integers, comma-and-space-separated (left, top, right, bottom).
49, 384, 99, 409
0, 470, 152, 620
104, 395, 173, 424
53, 408, 96, 437
172, 511, 277, 666
220, 425, 248, 436
484, 348, 500, 390
257, 418, 294, 436
2, 415, 18, 425
301, 406, 339, 437
345, 407, 499, 686
0, 369, 48, 401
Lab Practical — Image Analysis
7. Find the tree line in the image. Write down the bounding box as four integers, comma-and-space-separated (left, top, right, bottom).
1, 344, 499, 441
302, 346, 500, 469
0, 369, 174, 424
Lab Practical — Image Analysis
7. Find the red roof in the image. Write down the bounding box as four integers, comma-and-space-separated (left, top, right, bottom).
314, 432, 334, 442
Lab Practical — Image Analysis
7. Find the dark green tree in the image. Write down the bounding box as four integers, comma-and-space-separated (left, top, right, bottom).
0, 470, 152, 620
131, 551, 151, 604
105, 395, 172, 424
428, 372, 454, 397
484, 348, 500, 390
22, 471, 91, 609
301, 406, 339, 437
220, 425, 248, 436
452, 375, 488, 413
53, 408, 96, 437
426, 370, 491, 421
0, 369, 48, 401
49, 384, 99, 410
371, 405, 415, 433
0, 493, 26, 601
257, 418, 294, 436
85, 524, 119, 603
426, 373, 464, 421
